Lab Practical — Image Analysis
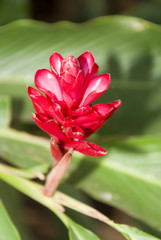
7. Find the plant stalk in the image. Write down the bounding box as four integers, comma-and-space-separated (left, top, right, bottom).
43, 148, 73, 197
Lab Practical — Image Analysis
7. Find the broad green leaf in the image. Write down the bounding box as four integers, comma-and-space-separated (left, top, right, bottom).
68, 135, 161, 229
0, 95, 11, 128
0, 17, 161, 135
0, 198, 21, 240
1, 128, 161, 229
0, 181, 34, 240
0, 128, 52, 168
0, 170, 160, 240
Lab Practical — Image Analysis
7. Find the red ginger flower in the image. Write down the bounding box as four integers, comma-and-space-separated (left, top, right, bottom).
28, 51, 121, 160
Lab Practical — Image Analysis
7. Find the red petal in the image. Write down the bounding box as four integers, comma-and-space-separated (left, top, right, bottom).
78, 51, 95, 78
82, 119, 106, 138
51, 101, 67, 124
79, 74, 111, 107
88, 100, 121, 120
62, 70, 85, 108
28, 86, 42, 97
65, 126, 85, 139
50, 52, 64, 75
71, 106, 93, 117
66, 140, 107, 156
32, 113, 66, 142
61, 91, 73, 109
34, 113, 50, 122
89, 63, 99, 79
28, 86, 55, 117
82, 100, 122, 137
108, 100, 122, 109
35, 69, 63, 101
73, 103, 114, 125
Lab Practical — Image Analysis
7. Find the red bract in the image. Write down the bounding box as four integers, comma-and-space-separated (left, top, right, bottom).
28, 51, 121, 159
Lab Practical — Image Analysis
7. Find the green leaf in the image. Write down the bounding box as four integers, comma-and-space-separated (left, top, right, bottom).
0, 95, 11, 128
0, 198, 21, 240
0, 17, 161, 135
109, 223, 160, 240
0, 181, 35, 240
0, 171, 101, 240
1, 128, 161, 229
68, 220, 100, 240
46, 189, 161, 240
0, 169, 160, 240
67, 135, 161, 229
0, 128, 52, 168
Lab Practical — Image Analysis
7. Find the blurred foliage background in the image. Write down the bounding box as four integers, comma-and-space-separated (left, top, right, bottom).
0, 0, 161, 240
1, 0, 161, 26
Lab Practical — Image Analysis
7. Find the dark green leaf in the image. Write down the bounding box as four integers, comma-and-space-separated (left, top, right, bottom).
0, 198, 21, 240
68, 220, 100, 240
0, 128, 52, 168
0, 181, 34, 240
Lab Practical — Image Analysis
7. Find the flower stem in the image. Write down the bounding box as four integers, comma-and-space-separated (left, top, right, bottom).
50, 138, 65, 164
43, 148, 73, 197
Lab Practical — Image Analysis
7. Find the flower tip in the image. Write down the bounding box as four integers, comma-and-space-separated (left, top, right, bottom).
32, 113, 36, 118
50, 51, 62, 57
106, 73, 111, 81
27, 86, 36, 97
35, 69, 43, 79
105, 73, 111, 87
116, 100, 122, 108
110, 100, 122, 109
98, 149, 107, 156
83, 50, 92, 54
27, 86, 41, 99
27, 85, 33, 93
27, 85, 32, 92
27, 85, 30, 94
99, 73, 111, 87
49, 52, 61, 63
50, 52, 64, 75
